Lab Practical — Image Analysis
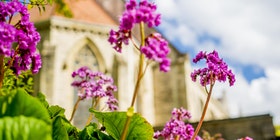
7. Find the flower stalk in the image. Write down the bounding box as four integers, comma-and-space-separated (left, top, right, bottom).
86, 97, 100, 125
191, 82, 214, 140
69, 97, 82, 122
121, 22, 146, 140
190, 50, 235, 139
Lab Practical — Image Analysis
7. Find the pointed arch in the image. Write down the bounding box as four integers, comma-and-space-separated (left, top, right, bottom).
67, 37, 106, 73
66, 37, 106, 128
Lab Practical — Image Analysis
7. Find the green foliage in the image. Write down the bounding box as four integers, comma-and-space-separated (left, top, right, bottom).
37, 92, 50, 108
79, 123, 114, 140
1, 70, 34, 95
48, 105, 66, 118
0, 89, 52, 140
91, 109, 154, 140
28, 0, 49, 13
1, 0, 75, 18
0, 88, 50, 124
52, 0, 73, 17
27, 0, 73, 17
48, 105, 79, 139
0, 116, 52, 140
52, 116, 70, 140
37, 94, 115, 140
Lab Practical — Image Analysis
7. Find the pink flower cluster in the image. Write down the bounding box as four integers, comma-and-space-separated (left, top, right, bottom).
191, 50, 235, 86
108, 0, 161, 53
108, 0, 171, 72
141, 33, 170, 72
121, 0, 160, 30
154, 107, 201, 140
71, 66, 118, 111
0, 0, 41, 75
108, 29, 131, 53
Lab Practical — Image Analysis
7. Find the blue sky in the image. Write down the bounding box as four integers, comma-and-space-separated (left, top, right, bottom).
155, 0, 280, 124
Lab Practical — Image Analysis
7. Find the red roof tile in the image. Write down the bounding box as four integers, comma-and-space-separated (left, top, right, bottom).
28, 0, 117, 25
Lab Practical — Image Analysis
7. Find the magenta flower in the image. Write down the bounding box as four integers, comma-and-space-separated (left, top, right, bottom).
71, 66, 118, 111
0, 0, 41, 75
171, 107, 192, 121
140, 33, 171, 72
120, 0, 160, 30
108, 0, 171, 72
108, 0, 161, 53
191, 50, 235, 86
108, 29, 131, 53
0, 22, 16, 56
154, 107, 200, 140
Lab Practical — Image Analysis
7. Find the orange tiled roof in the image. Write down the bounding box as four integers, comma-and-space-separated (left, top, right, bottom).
28, 0, 117, 25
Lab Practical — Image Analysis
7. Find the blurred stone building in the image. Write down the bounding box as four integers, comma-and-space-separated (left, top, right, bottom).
28, 0, 228, 128
191, 114, 275, 140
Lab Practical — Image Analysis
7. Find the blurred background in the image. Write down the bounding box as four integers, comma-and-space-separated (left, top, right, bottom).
26, 0, 280, 139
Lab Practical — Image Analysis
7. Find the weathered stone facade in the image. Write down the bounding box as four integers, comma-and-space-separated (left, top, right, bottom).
191, 114, 276, 140
31, 0, 228, 128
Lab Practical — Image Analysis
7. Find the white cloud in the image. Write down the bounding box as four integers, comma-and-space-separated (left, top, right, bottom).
157, 0, 280, 67
220, 67, 280, 124
155, 0, 280, 124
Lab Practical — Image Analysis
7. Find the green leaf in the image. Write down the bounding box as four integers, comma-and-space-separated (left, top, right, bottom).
90, 110, 154, 140
36, 92, 49, 108
48, 105, 66, 119
0, 91, 15, 115
0, 88, 50, 124
0, 116, 52, 140
48, 105, 78, 139
79, 123, 98, 140
56, 115, 79, 139
95, 131, 115, 140
79, 123, 114, 140
1, 69, 34, 95
52, 116, 69, 140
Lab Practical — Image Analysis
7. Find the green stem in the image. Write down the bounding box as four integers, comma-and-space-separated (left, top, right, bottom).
191, 83, 214, 140
120, 22, 146, 140
120, 116, 132, 140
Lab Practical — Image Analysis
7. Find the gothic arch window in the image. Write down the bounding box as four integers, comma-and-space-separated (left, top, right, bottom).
73, 44, 99, 71
73, 44, 100, 128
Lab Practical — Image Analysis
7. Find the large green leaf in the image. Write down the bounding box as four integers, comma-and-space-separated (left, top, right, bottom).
0, 88, 50, 124
52, 116, 69, 140
36, 92, 49, 108
48, 105, 79, 139
46, 104, 80, 140
62, 118, 79, 139
90, 110, 154, 140
0, 116, 52, 140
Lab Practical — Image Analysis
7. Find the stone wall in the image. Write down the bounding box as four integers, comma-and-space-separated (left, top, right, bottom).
191, 114, 275, 140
